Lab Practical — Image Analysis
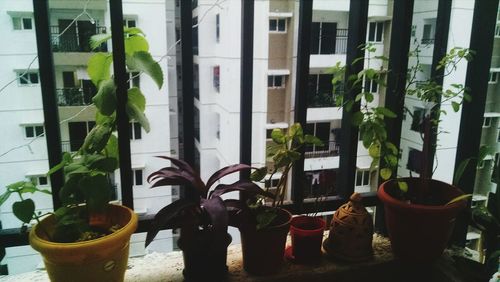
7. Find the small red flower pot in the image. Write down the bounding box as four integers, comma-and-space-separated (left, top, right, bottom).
288, 216, 326, 263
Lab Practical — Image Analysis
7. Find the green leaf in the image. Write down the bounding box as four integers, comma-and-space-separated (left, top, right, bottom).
365, 92, 374, 102
90, 34, 112, 50
304, 135, 323, 146
368, 143, 381, 158
81, 123, 114, 154
13, 199, 35, 223
7, 181, 26, 192
256, 209, 278, 230
362, 130, 374, 149
128, 87, 146, 112
80, 174, 111, 213
398, 181, 408, 193
445, 194, 472, 206
380, 168, 392, 180
451, 101, 460, 112
124, 27, 145, 36
271, 129, 285, 144
377, 107, 397, 118
453, 158, 470, 185
0, 191, 12, 206
385, 142, 398, 155
288, 123, 303, 139
19, 182, 37, 194
104, 134, 119, 160
352, 111, 364, 126
92, 79, 117, 116
125, 35, 149, 55
87, 53, 112, 87
250, 167, 268, 182
88, 157, 118, 173
127, 51, 163, 89
126, 102, 150, 133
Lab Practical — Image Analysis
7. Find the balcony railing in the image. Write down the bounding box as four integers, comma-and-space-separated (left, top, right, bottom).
56, 88, 95, 106
421, 38, 435, 44
304, 140, 340, 159
335, 28, 348, 54
50, 25, 107, 52
61, 140, 85, 153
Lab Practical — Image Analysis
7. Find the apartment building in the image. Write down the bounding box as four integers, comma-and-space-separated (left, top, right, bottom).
0, 0, 177, 274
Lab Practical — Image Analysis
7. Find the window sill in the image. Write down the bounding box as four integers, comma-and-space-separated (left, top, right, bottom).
0, 233, 469, 281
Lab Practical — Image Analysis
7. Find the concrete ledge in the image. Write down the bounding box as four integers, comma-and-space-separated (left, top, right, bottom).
0, 234, 468, 282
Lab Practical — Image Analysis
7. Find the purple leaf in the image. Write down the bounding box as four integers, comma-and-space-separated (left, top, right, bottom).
201, 196, 228, 234
148, 167, 205, 194
224, 199, 251, 228
154, 156, 205, 192
205, 164, 253, 191
210, 180, 275, 199
145, 198, 196, 247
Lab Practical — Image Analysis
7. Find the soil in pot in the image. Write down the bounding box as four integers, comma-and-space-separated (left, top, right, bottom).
378, 178, 466, 263
286, 215, 325, 264
177, 230, 232, 281
240, 208, 292, 275
29, 204, 138, 282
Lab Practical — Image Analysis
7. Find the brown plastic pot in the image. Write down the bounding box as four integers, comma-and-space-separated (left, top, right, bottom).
377, 178, 466, 262
240, 208, 292, 275
289, 216, 325, 263
177, 230, 232, 281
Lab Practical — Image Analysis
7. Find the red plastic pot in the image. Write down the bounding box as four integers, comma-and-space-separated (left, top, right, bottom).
378, 178, 466, 262
240, 208, 292, 275
288, 216, 325, 263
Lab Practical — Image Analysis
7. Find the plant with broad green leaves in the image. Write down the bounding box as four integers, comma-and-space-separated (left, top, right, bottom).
248, 123, 323, 229
330, 42, 474, 203
0, 27, 163, 242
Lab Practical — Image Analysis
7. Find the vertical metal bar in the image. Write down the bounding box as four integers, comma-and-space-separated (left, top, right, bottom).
425, 0, 452, 177
33, 0, 63, 209
374, 0, 414, 233
336, 0, 369, 200
179, 0, 196, 199
109, 0, 134, 209
451, 0, 499, 247
291, 0, 313, 212
239, 0, 254, 180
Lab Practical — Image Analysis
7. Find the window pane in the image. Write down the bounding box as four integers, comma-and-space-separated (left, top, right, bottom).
134, 122, 141, 139
22, 18, 32, 30
12, 17, 21, 30
274, 75, 282, 87
356, 171, 362, 186
135, 170, 143, 186
278, 19, 286, 31
35, 126, 44, 137
376, 22, 384, 42
368, 22, 376, 41
320, 22, 336, 54
25, 126, 34, 138
310, 22, 320, 54
268, 75, 274, 87
39, 176, 48, 186
269, 19, 277, 31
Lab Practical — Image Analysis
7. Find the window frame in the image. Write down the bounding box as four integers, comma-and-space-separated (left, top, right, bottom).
12, 16, 33, 30
489, 71, 498, 84
268, 75, 285, 89
355, 170, 370, 187
23, 124, 45, 139
133, 169, 144, 186
368, 21, 384, 43
129, 121, 142, 140
17, 71, 40, 86
269, 18, 287, 33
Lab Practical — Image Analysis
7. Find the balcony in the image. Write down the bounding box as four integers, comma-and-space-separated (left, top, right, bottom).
304, 140, 340, 159
50, 25, 107, 52
308, 90, 343, 108
335, 28, 348, 54
56, 88, 95, 107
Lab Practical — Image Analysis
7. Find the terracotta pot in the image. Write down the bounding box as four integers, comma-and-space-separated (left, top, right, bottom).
240, 208, 292, 275
289, 216, 325, 263
377, 178, 466, 262
29, 204, 138, 282
177, 230, 232, 281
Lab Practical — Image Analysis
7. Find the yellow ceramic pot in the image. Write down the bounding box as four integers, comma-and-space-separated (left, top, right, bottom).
29, 204, 138, 282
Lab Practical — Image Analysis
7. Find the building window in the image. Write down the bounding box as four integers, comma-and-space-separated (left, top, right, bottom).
24, 125, 44, 138
213, 65, 220, 92
128, 72, 140, 88
268, 75, 285, 88
17, 71, 39, 85
411, 25, 417, 37
31, 176, 49, 186
216, 14, 220, 42
411, 107, 425, 132
492, 153, 499, 184
407, 148, 422, 174
483, 117, 492, 127
266, 129, 273, 139
133, 169, 143, 186
129, 122, 142, 140
12, 17, 33, 30
495, 24, 500, 37
193, 64, 200, 99
311, 22, 338, 54
489, 72, 498, 84
368, 22, 384, 43
123, 19, 136, 28
364, 78, 378, 93
422, 19, 436, 44
265, 178, 280, 190
355, 170, 370, 186
269, 18, 286, 32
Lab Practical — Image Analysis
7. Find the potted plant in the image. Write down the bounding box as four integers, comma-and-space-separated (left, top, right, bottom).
287, 214, 326, 264
0, 27, 163, 281
330, 43, 474, 262
237, 123, 323, 274
145, 156, 273, 281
